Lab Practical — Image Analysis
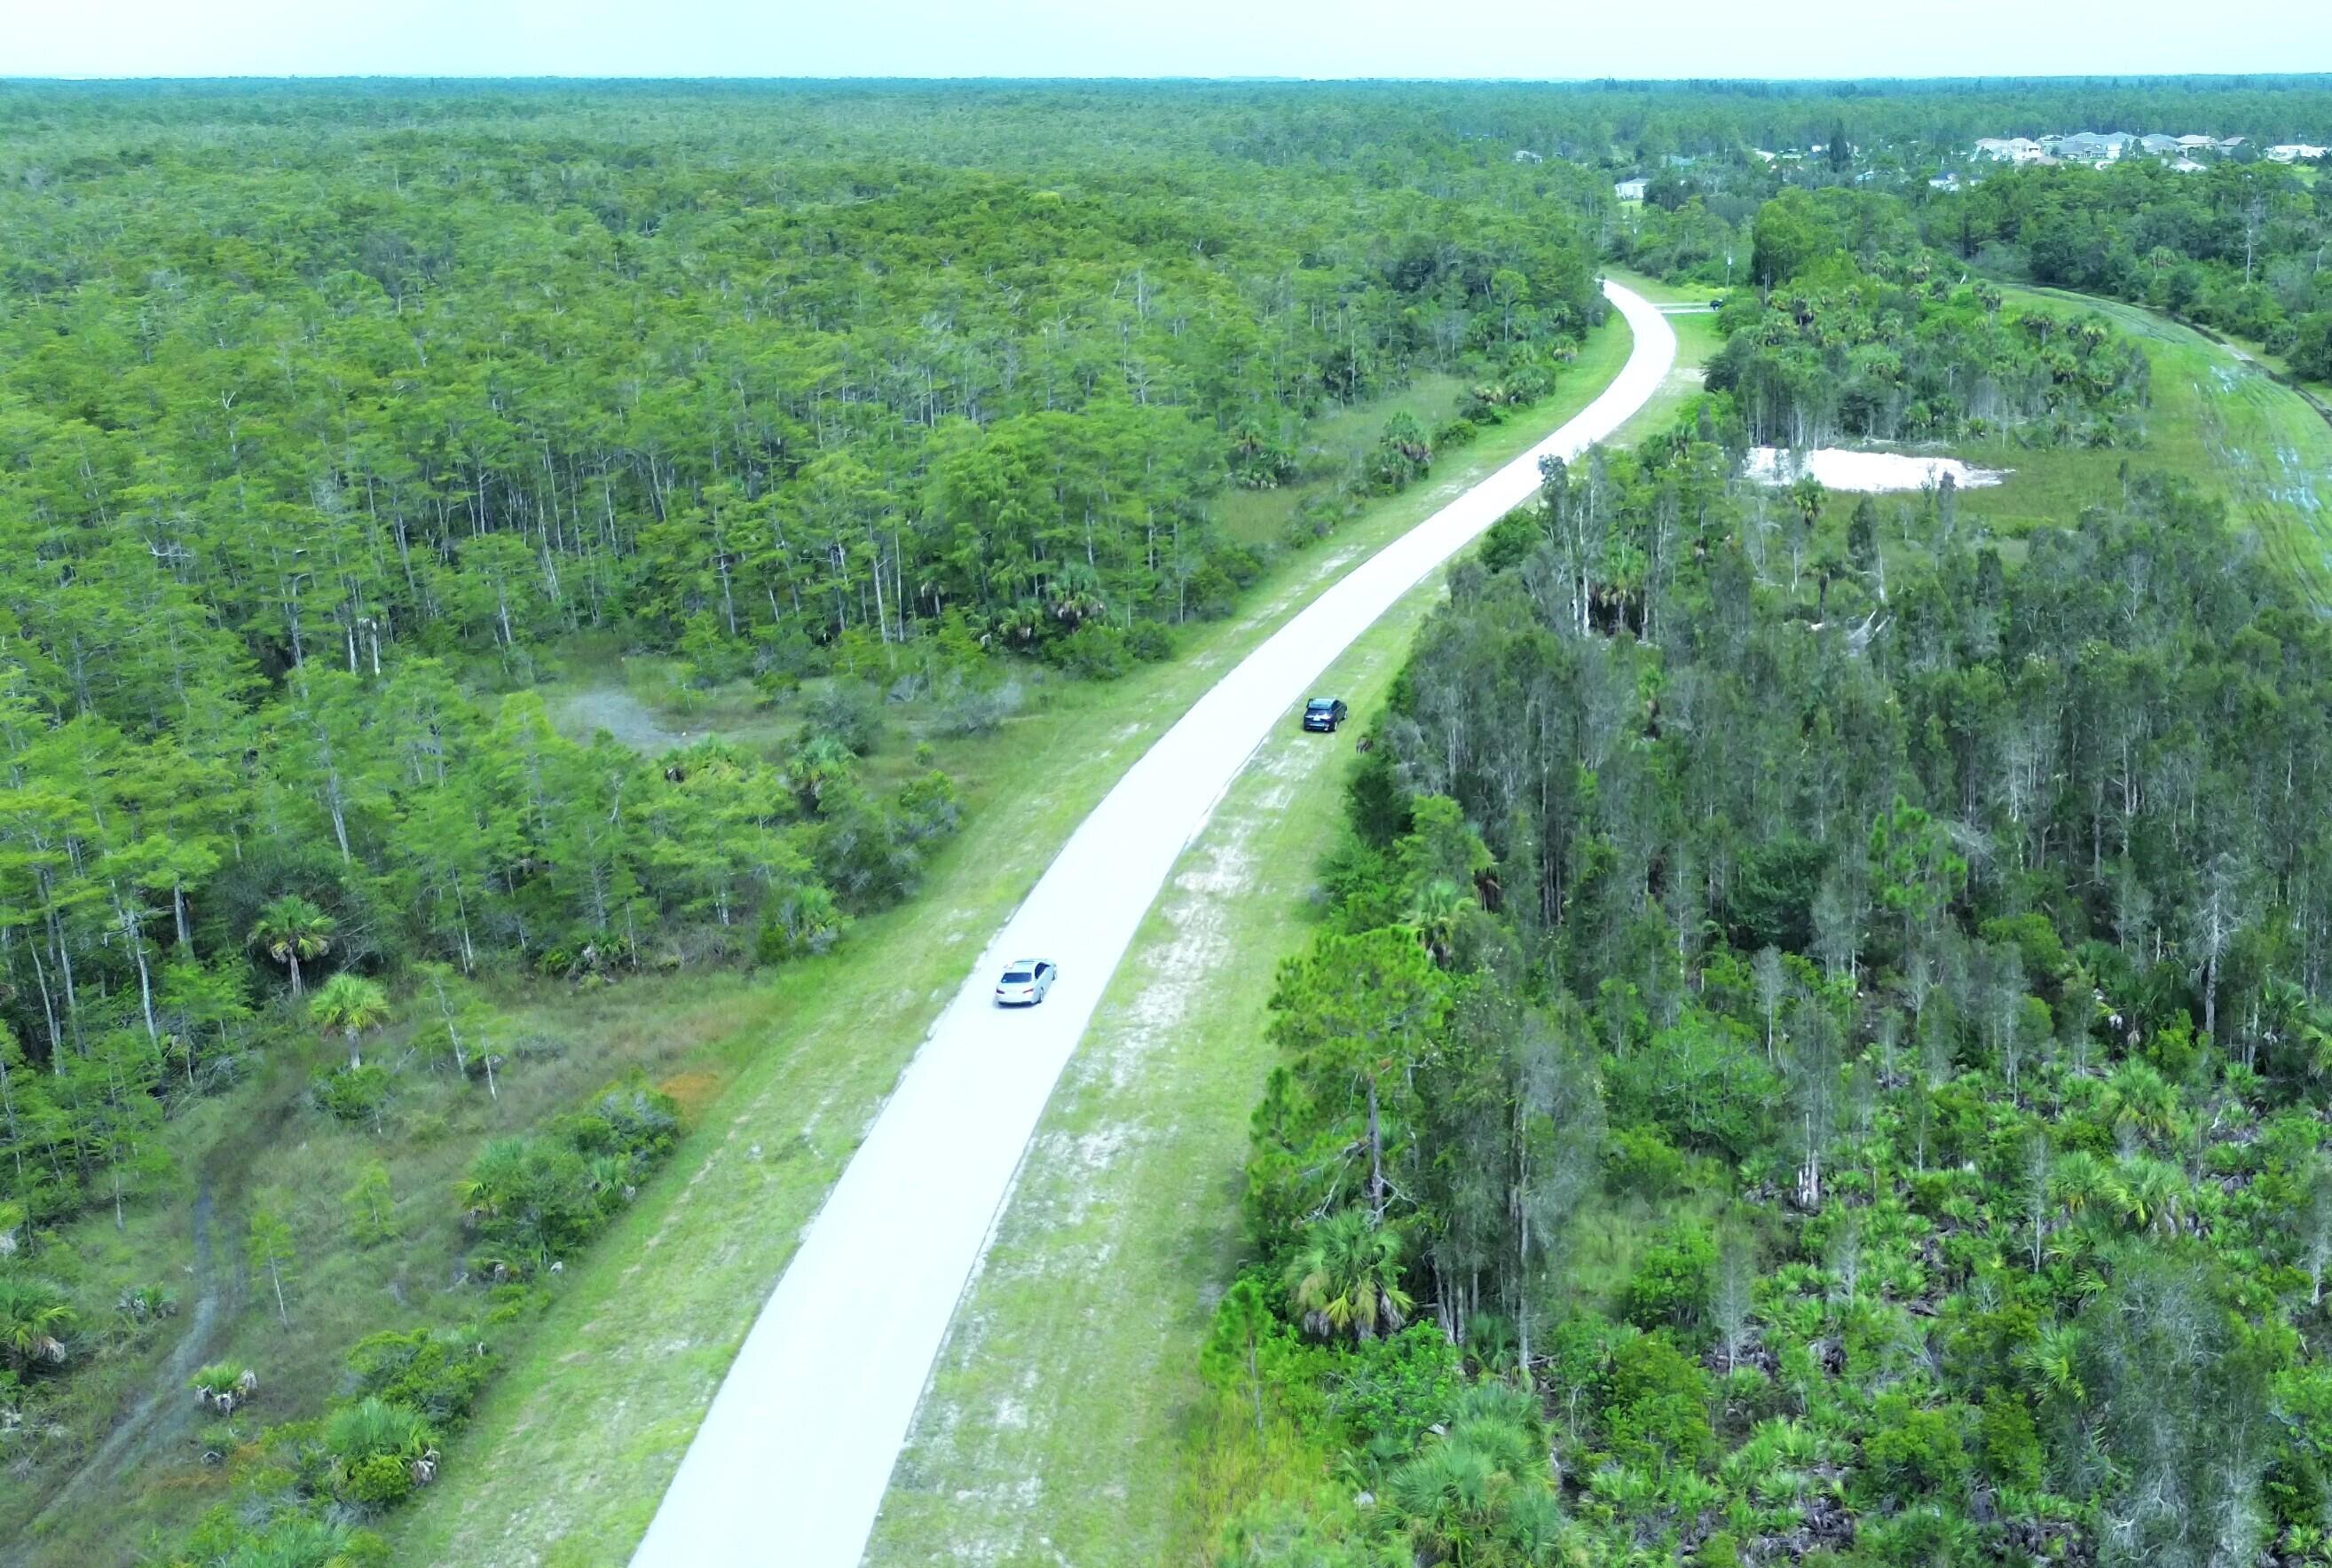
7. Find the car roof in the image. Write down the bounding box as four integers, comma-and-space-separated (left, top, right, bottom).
1305, 696, 1339, 705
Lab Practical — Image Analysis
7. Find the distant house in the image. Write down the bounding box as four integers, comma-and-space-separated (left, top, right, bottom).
1614, 177, 1649, 201
2140, 134, 2181, 155
1974, 137, 2045, 164
1929, 172, 1963, 193
2055, 131, 2133, 162
2218, 136, 2248, 151
2176, 135, 2217, 153
1512, 149, 1542, 164
2170, 159, 2206, 173
2267, 144, 2330, 164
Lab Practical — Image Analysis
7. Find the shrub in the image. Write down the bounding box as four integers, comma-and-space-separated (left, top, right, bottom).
803, 680, 882, 755
1626, 1224, 1717, 1338
343, 1452, 415, 1510
0, 1272, 75, 1370
933, 674, 1024, 737
324, 1396, 434, 1465
756, 880, 848, 961
1861, 1392, 1969, 1497
1329, 1323, 1463, 1468
312, 1063, 393, 1126
894, 770, 963, 846
1124, 619, 1175, 663
1431, 416, 1479, 452
322, 1396, 436, 1509
1049, 623, 1134, 681
1600, 1330, 1717, 1471
1606, 1124, 1689, 1200
458, 1137, 598, 1271
191, 1361, 254, 1402
346, 1329, 494, 1429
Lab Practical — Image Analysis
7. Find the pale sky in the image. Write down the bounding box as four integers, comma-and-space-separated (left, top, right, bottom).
4, 0, 2328, 81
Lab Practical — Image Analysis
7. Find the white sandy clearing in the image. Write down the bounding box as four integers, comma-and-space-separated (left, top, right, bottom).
626, 282, 1676, 1568
1745, 445, 2007, 492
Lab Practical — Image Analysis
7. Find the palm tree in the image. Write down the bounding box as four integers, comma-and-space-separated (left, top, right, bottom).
2050, 1150, 2113, 1223
2013, 1320, 2087, 1407
1401, 878, 1467, 967
0, 1273, 75, 1369
248, 894, 336, 996
1284, 1208, 1414, 1343
2107, 1157, 2186, 1235
2103, 1060, 2185, 1146
310, 973, 390, 1069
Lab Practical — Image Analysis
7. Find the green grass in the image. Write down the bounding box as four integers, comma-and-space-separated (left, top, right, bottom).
1956, 286, 2332, 602
378, 309, 1636, 1568
860, 293, 1714, 1567
1213, 373, 1469, 549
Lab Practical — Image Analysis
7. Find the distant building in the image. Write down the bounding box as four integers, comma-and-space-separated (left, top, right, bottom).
2176, 134, 2218, 152
1614, 177, 1649, 201
1512, 149, 1542, 164
2267, 144, 2329, 163
1974, 137, 2046, 164
2218, 136, 2248, 151
2140, 134, 2181, 155
1929, 172, 1963, 192
2170, 159, 2206, 173
2054, 131, 2134, 162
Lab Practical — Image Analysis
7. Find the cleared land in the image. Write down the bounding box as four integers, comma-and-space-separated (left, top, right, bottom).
384, 303, 1645, 1568
1963, 286, 2332, 597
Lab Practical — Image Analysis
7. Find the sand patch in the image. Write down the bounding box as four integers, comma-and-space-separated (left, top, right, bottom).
1745, 446, 2007, 492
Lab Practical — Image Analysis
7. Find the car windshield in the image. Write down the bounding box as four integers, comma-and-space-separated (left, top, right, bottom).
1001, 969, 1033, 983
1306, 699, 1335, 712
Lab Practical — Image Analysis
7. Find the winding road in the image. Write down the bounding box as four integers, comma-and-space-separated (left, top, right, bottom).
629, 280, 1676, 1568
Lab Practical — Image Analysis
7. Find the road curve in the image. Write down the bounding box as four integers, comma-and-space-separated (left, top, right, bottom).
630, 280, 1676, 1568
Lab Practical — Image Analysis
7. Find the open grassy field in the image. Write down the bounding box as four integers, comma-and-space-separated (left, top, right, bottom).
862, 282, 1712, 1568
1956, 287, 2332, 600
374, 310, 1635, 1568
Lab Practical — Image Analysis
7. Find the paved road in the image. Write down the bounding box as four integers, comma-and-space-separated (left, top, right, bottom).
629, 280, 1677, 1568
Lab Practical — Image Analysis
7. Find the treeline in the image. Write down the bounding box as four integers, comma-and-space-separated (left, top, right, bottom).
1705, 188, 2151, 447
12, 77, 2328, 174
1189, 398, 2332, 1564
1933, 160, 2332, 378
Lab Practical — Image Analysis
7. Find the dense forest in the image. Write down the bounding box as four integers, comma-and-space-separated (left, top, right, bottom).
0, 83, 1603, 1201
1186, 296, 2332, 1564
0, 81, 1617, 1564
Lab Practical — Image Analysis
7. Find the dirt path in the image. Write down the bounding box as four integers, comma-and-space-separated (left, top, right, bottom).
628, 282, 1675, 1568
14, 1177, 228, 1564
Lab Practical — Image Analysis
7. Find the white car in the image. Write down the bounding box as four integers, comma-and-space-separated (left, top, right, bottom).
993, 958, 1058, 1006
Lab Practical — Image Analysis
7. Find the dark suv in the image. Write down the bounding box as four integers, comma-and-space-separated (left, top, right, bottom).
1302, 697, 1348, 733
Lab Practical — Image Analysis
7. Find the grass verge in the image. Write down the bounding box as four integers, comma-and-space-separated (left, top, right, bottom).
382, 311, 1635, 1568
